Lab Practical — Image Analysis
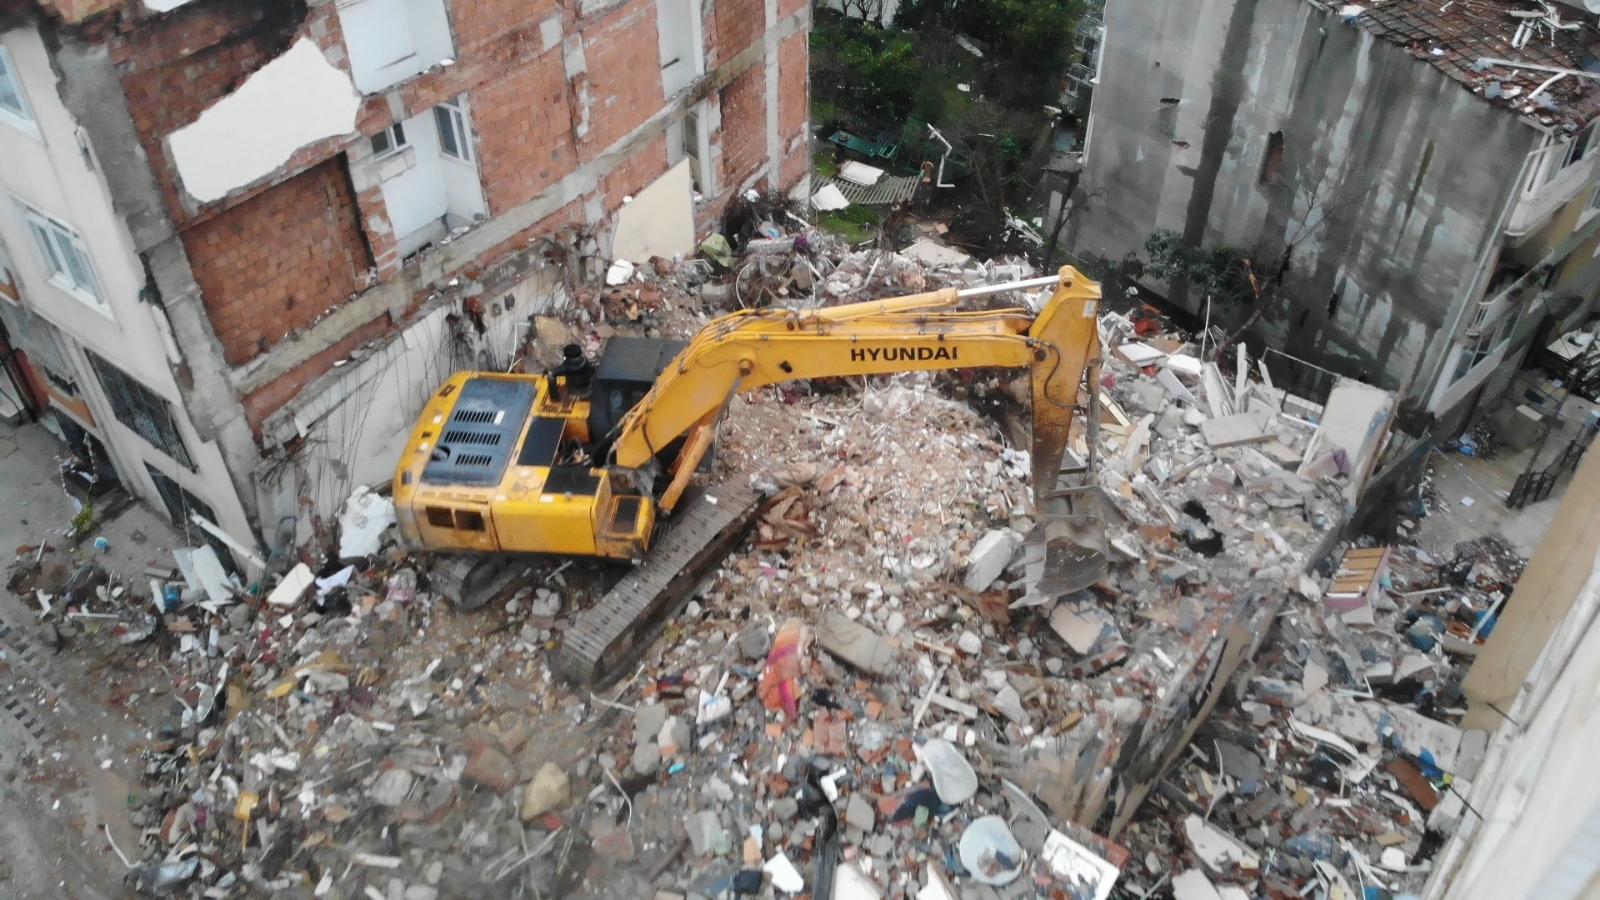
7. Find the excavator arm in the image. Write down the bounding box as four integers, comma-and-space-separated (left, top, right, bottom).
609, 266, 1107, 593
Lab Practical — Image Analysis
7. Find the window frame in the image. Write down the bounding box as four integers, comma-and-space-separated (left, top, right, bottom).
0, 45, 38, 136
671, 104, 712, 195
84, 349, 195, 470
434, 95, 472, 163
16, 202, 106, 311
370, 122, 408, 157
1451, 313, 1518, 384
1563, 123, 1597, 170
1581, 183, 1600, 226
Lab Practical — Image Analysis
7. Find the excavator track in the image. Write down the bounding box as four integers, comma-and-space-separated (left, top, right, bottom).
555, 478, 764, 688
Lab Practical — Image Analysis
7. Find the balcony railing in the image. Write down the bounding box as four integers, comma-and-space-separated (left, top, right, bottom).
1508, 140, 1593, 237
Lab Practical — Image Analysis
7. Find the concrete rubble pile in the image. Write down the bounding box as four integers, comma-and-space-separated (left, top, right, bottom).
0, 230, 1524, 900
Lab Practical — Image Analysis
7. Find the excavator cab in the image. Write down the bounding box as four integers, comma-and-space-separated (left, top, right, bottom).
586, 338, 688, 442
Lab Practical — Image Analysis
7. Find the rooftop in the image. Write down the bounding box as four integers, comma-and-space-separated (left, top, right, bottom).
1353, 0, 1600, 130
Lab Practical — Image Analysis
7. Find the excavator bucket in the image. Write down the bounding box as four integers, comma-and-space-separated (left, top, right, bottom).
1029, 405, 1108, 596
1026, 267, 1108, 596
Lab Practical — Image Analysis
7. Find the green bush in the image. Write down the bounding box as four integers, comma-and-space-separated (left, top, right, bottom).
818, 205, 882, 244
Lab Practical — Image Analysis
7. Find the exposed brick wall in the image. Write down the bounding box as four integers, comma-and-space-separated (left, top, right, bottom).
719, 63, 767, 190
183, 160, 372, 366
602, 134, 669, 209
473, 50, 579, 215
450, 0, 562, 48
239, 200, 586, 434
106, 3, 309, 223
778, 30, 807, 146
778, 0, 806, 21
711, 0, 764, 68
578, 4, 662, 154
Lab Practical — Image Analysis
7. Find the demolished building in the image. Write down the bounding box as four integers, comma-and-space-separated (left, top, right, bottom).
1064, 0, 1600, 435
1, 225, 1525, 899
0, 0, 811, 564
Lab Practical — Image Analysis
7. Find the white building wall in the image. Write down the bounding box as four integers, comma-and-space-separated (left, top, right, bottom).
0, 25, 257, 554
257, 264, 568, 535
1426, 547, 1600, 900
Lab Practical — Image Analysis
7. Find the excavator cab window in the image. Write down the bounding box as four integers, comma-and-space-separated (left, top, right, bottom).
586, 337, 689, 440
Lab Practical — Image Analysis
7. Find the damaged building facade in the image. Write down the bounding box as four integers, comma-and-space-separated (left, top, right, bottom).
1065, 0, 1600, 431
0, 0, 810, 555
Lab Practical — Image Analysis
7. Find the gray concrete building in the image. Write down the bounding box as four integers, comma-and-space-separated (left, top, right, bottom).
1064, 0, 1600, 429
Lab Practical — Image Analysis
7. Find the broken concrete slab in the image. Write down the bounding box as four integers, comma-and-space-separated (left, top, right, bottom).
1182, 815, 1260, 874
1049, 605, 1105, 655
1172, 869, 1224, 900
964, 528, 1022, 590
1200, 413, 1272, 449
817, 612, 897, 674
845, 791, 876, 832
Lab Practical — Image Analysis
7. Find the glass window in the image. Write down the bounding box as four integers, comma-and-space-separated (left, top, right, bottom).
371, 122, 407, 156
19, 205, 103, 303
435, 96, 471, 161
0, 46, 32, 125
85, 350, 195, 469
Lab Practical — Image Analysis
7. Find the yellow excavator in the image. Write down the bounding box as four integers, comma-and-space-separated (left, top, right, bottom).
393, 267, 1107, 685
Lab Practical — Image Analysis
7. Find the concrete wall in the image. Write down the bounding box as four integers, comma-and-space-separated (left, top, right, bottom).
1074, 0, 1539, 411
1426, 447, 1600, 900
0, 23, 257, 553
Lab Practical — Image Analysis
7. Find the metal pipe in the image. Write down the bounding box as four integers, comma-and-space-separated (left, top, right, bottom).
956, 275, 1063, 298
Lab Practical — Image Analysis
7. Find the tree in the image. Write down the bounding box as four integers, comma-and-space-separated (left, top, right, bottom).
895, 0, 1085, 110
940, 98, 1049, 253
810, 21, 922, 122
1115, 172, 1347, 360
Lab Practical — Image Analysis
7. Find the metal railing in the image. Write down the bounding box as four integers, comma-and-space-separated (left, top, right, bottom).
1508, 413, 1600, 508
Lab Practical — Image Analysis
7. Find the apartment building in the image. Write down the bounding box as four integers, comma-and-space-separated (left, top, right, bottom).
0, 0, 810, 555
1064, 0, 1600, 432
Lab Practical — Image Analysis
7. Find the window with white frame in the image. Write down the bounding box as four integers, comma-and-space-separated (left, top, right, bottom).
0, 238, 19, 303
370, 122, 408, 157
1452, 314, 1518, 384
0, 45, 35, 131
1583, 183, 1600, 221
434, 96, 471, 162
368, 100, 486, 258
1562, 123, 1597, 171
17, 204, 105, 308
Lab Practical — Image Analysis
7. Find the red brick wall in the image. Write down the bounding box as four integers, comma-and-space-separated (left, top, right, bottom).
719, 63, 767, 190
183, 160, 372, 366
239, 200, 586, 434
602, 134, 670, 209
108, 3, 304, 224
451, 0, 562, 47
778, 31, 806, 145
473, 50, 579, 216
711, 0, 764, 67
578, 4, 663, 153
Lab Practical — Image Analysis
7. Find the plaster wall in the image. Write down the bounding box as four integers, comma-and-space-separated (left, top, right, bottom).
0, 24, 256, 553
1076, 0, 1539, 408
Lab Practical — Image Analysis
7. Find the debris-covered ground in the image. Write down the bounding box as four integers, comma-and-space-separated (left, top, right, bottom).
1, 226, 1532, 900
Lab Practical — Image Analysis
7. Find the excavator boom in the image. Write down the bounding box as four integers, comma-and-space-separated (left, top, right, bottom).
605, 266, 1106, 595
